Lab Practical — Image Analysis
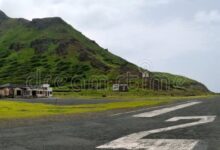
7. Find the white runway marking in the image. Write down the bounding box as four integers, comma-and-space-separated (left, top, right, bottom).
133, 101, 201, 118
98, 139, 199, 150
110, 103, 174, 117
110, 101, 198, 117
97, 116, 216, 150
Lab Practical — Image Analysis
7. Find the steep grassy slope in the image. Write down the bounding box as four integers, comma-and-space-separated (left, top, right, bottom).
0, 10, 138, 84
0, 10, 210, 93
151, 72, 209, 93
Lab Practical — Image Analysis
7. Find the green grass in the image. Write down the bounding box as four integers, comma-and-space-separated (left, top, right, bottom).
0, 93, 216, 120
0, 100, 164, 119
53, 89, 212, 100
0, 96, 207, 120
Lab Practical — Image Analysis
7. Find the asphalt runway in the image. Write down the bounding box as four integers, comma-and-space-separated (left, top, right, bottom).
0, 97, 219, 150
1, 98, 124, 105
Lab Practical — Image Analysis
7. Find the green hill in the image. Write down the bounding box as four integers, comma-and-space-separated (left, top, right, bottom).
0, 10, 209, 94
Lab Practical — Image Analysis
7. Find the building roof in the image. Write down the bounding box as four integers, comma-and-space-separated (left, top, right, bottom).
0, 83, 51, 89
0, 83, 22, 88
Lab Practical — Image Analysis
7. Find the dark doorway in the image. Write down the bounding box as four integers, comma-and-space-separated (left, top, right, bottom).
17, 90, 22, 96
32, 91, 37, 97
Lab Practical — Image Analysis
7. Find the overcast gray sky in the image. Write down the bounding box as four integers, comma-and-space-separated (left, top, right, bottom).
0, 0, 219, 92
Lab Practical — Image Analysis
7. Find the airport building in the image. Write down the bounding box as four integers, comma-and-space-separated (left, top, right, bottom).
0, 83, 53, 98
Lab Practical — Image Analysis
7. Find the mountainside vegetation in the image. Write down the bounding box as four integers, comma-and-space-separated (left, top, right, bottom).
0, 10, 210, 95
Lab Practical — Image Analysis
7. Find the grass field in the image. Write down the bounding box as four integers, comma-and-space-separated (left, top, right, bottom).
53, 89, 212, 100
0, 95, 215, 120
0, 100, 163, 119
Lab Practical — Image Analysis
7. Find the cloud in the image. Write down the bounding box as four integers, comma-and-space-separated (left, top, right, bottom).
194, 10, 220, 23
86, 19, 207, 62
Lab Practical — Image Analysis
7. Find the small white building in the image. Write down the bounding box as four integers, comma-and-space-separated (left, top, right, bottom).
31, 84, 53, 98
112, 84, 128, 92
141, 71, 150, 78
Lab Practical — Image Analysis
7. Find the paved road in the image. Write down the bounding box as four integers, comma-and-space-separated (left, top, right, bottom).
2, 98, 124, 105
0, 97, 220, 150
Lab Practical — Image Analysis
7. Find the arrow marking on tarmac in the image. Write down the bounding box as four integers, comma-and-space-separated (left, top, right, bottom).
97, 116, 216, 150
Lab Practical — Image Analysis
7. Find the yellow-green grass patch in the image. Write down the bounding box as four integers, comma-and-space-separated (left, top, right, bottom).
0, 99, 178, 120
0, 95, 216, 120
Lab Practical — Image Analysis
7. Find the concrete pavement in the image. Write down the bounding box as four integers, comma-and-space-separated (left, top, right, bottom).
0, 97, 219, 150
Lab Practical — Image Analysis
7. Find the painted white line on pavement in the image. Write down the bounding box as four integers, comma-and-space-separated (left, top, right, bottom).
133, 101, 201, 118
98, 139, 199, 150
97, 116, 216, 150
110, 101, 199, 117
